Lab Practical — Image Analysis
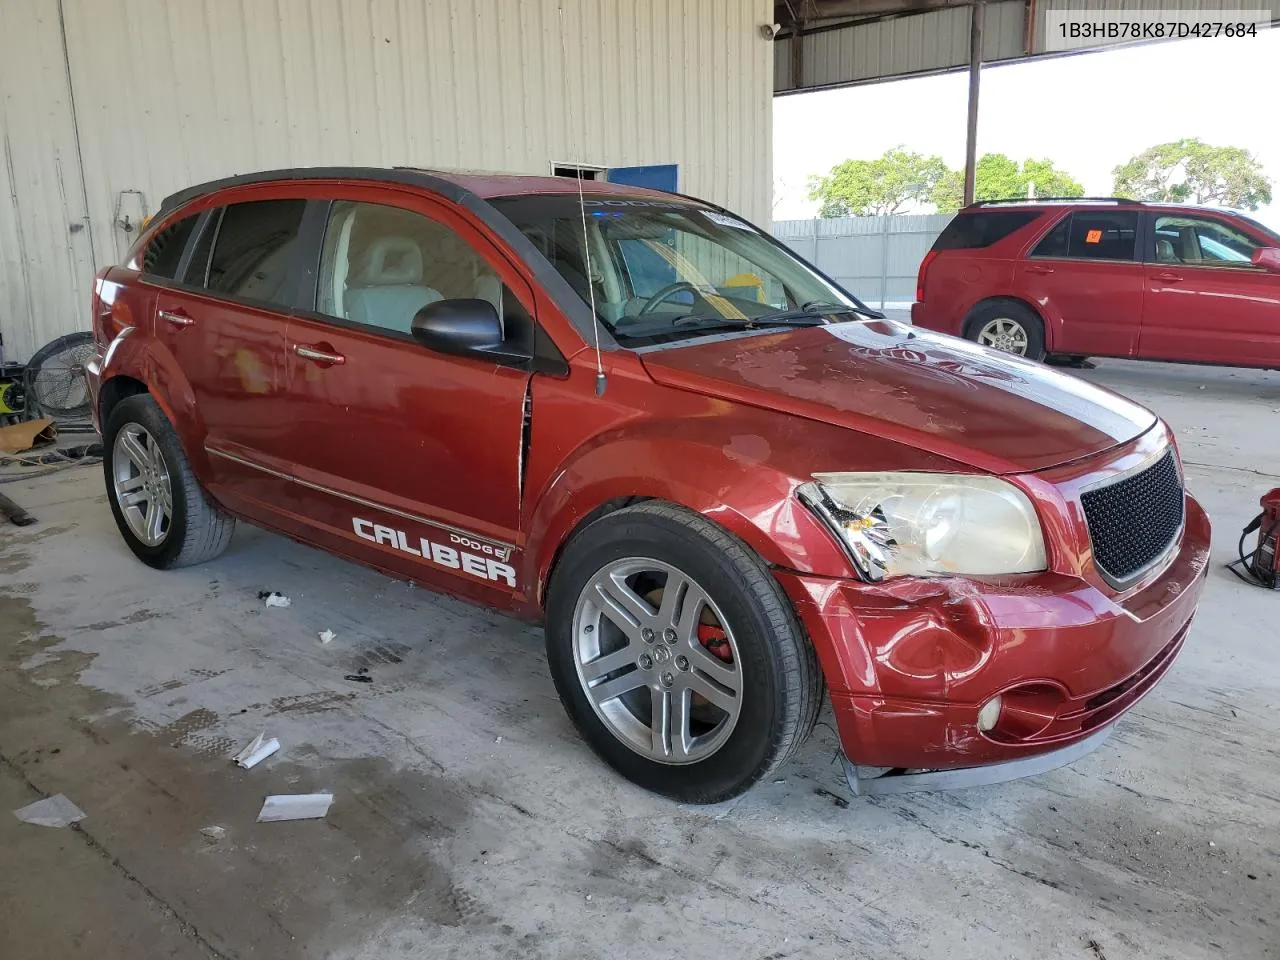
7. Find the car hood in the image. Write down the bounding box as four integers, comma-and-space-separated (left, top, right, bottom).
637, 319, 1157, 475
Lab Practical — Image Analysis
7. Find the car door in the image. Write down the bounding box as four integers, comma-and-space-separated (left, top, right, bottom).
276, 188, 533, 605
1014, 210, 1145, 358
150, 197, 307, 514
1140, 212, 1280, 366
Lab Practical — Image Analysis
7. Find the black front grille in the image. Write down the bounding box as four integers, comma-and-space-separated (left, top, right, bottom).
1081, 449, 1184, 585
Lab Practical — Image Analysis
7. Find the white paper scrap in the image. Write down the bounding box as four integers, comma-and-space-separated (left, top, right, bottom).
319, 629, 336, 644
257, 793, 334, 823
232, 732, 281, 769
264, 592, 291, 608
13, 794, 86, 828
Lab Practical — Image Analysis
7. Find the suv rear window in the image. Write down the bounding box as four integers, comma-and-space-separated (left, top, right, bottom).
932, 211, 1040, 250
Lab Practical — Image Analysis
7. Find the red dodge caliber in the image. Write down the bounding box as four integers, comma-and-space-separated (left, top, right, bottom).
86, 169, 1210, 802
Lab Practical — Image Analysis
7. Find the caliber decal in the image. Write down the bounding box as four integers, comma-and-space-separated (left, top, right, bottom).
352, 518, 517, 587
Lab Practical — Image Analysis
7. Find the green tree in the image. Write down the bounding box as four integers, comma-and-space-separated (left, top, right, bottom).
1112, 138, 1272, 210
931, 154, 1085, 212
807, 147, 948, 217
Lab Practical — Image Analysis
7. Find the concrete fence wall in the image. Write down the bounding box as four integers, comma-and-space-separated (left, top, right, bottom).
772, 213, 953, 308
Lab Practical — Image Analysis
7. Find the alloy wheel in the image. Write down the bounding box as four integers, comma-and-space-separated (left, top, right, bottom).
977, 317, 1030, 355
112, 423, 173, 547
571, 557, 743, 765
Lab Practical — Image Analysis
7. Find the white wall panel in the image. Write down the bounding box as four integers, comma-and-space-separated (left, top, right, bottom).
0, 0, 96, 363
1, 0, 773, 360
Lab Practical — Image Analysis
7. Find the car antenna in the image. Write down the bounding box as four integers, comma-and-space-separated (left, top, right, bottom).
558, 1, 607, 397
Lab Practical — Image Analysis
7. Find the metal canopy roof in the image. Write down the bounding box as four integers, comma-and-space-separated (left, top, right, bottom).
774, 0, 1280, 93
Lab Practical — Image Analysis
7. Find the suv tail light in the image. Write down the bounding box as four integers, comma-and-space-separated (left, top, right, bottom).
916, 249, 939, 303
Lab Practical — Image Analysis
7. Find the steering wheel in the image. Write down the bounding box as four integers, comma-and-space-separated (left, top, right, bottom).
637, 281, 704, 317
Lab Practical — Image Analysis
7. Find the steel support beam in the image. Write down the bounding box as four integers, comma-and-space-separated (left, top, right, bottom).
783, 0, 973, 21
963, 1, 984, 206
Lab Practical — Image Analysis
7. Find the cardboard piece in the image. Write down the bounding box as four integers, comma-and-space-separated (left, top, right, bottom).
0, 418, 57, 455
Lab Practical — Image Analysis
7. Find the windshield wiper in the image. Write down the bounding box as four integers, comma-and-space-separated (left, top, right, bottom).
799, 300, 885, 319
669, 314, 827, 333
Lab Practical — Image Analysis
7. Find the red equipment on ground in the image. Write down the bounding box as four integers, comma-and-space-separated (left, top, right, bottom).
1229, 489, 1280, 589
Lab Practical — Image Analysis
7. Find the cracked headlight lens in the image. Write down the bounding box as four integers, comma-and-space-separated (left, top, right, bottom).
797, 472, 1047, 581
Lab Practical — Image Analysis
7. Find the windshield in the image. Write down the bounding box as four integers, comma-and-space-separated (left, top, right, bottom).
1236, 213, 1280, 247
488, 195, 862, 346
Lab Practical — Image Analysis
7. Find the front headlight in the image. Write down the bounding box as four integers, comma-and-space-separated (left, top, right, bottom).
797, 472, 1047, 581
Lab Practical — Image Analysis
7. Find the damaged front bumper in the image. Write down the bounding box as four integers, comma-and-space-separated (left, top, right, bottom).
776, 495, 1211, 794
843, 724, 1114, 795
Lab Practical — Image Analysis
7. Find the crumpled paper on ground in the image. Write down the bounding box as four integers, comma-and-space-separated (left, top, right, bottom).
13, 793, 85, 827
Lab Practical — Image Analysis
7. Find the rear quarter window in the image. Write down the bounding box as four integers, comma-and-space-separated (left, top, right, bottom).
932, 211, 1041, 251
141, 214, 200, 280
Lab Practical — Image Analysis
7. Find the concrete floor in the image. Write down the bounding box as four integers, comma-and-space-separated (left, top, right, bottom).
2, 359, 1278, 960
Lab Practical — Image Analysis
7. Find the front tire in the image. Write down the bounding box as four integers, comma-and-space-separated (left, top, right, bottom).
545, 502, 822, 803
965, 301, 1046, 361
103, 394, 234, 569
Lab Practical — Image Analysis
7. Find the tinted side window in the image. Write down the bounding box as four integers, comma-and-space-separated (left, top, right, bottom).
317, 201, 503, 334
1030, 215, 1070, 258
1069, 212, 1138, 260
141, 214, 199, 279
206, 199, 307, 306
1032, 212, 1138, 261
933, 211, 1040, 250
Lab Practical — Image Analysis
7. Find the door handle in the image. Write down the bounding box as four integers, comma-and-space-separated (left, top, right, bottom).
1152, 272, 1184, 282
1025, 264, 1054, 275
158, 309, 194, 327
293, 344, 346, 365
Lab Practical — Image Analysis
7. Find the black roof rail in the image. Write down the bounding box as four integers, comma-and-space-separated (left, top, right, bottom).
967, 196, 1140, 208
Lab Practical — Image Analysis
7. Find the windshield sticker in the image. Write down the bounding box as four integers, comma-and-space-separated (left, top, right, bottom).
1085, 229, 1103, 244
702, 210, 754, 231
582, 198, 684, 210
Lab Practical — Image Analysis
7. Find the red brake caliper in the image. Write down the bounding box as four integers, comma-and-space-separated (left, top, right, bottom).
697, 623, 733, 663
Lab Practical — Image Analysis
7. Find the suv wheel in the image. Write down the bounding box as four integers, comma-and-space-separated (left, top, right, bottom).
545, 502, 822, 803
965, 301, 1046, 361
103, 394, 235, 569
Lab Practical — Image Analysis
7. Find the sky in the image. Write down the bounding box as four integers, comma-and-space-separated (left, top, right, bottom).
773, 29, 1280, 230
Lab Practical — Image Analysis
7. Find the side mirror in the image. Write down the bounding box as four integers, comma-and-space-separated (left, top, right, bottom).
410, 299, 529, 365
1251, 246, 1280, 273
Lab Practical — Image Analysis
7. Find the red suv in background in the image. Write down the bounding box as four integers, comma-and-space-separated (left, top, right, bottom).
86, 169, 1209, 803
912, 198, 1280, 367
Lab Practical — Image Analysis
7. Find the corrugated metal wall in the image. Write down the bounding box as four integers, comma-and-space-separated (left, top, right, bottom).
776, 1, 1025, 92
0, 0, 772, 362
0, 1, 97, 365
773, 213, 952, 306
777, 0, 1280, 93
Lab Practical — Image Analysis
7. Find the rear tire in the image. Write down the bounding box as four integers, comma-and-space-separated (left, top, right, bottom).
103, 394, 234, 569
545, 501, 822, 803
964, 301, 1046, 362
